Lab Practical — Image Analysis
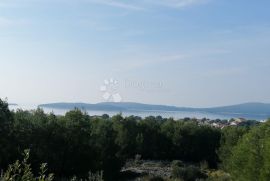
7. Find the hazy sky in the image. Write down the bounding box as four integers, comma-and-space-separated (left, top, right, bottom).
0, 0, 270, 107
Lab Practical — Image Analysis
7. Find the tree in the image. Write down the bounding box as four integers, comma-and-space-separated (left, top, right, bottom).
218, 126, 249, 170
113, 116, 139, 159
225, 120, 270, 181
0, 99, 14, 168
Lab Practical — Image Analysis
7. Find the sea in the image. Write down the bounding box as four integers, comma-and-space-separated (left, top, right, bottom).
8, 104, 268, 121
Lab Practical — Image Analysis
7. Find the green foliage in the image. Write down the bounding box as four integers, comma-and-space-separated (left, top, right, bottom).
218, 126, 249, 169
0, 150, 54, 181
0, 99, 14, 167
171, 160, 184, 168
161, 121, 221, 167
206, 170, 231, 181
112, 115, 139, 158
171, 164, 207, 181
6, 107, 121, 180
0, 150, 104, 181
0, 99, 13, 127
224, 120, 270, 181
141, 176, 165, 181
70, 171, 103, 181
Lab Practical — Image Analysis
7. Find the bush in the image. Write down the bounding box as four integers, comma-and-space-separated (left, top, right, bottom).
224, 120, 270, 181
172, 165, 206, 181
141, 176, 165, 181
171, 160, 184, 168
70, 171, 103, 181
207, 170, 231, 181
0, 150, 54, 181
0, 150, 105, 181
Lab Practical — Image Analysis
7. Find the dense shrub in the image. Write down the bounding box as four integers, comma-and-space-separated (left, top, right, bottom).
0, 99, 224, 180
141, 176, 165, 181
218, 126, 250, 169
172, 164, 207, 181
207, 170, 231, 181
223, 120, 270, 181
0, 150, 54, 181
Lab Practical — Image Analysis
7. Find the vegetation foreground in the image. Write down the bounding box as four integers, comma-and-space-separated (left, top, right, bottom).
0, 99, 270, 181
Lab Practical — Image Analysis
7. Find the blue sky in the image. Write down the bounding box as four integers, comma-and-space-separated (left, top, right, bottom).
0, 0, 270, 107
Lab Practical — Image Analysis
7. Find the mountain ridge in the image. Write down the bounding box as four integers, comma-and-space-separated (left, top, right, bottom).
39, 102, 270, 116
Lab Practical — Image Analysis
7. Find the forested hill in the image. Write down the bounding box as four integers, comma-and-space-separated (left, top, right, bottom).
200, 102, 270, 115
39, 102, 270, 115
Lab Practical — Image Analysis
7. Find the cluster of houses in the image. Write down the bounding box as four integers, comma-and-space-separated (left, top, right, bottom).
196, 117, 256, 129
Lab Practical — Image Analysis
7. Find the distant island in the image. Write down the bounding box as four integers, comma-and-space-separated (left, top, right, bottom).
39, 102, 270, 117
8, 103, 18, 106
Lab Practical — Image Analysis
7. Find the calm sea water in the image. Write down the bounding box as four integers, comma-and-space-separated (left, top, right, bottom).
8, 104, 267, 121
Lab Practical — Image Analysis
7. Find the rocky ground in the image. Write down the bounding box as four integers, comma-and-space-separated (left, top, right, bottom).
120, 160, 172, 180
